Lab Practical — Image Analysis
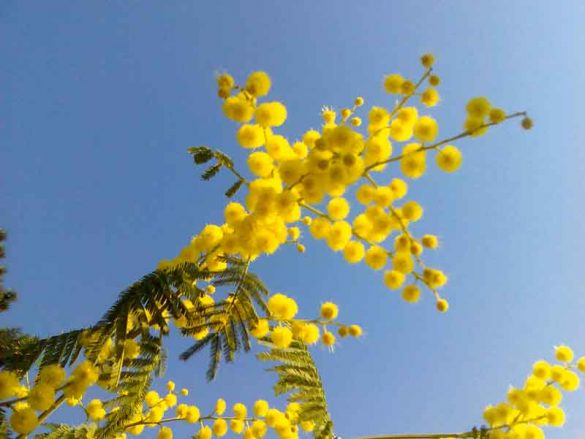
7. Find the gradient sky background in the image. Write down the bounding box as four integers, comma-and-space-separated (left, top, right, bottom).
2, 1, 585, 438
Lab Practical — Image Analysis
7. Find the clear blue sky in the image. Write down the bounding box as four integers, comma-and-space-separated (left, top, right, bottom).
2, 1, 585, 438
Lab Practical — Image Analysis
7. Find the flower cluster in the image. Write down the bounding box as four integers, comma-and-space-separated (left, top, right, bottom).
250, 293, 361, 349
160, 54, 528, 312
482, 345, 584, 439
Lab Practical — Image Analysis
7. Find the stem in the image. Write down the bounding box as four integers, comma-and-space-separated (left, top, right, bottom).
365, 111, 527, 172
299, 203, 329, 218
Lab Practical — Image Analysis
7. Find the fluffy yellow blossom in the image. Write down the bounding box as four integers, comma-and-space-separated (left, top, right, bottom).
421, 234, 439, 248
254, 400, 269, 417
320, 302, 339, 320
10, 407, 39, 435
250, 319, 270, 338
327, 197, 350, 220
436, 298, 449, 312
157, 426, 173, 439
245, 71, 271, 97
0, 371, 20, 399
28, 383, 55, 411
555, 345, 574, 363
197, 426, 212, 439
186, 405, 201, 423
400, 143, 426, 179
383, 74, 405, 94
267, 293, 298, 320
87, 399, 106, 421
420, 53, 435, 68
255, 102, 288, 127
421, 88, 440, 107
247, 151, 274, 177
489, 108, 507, 123
223, 95, 254, 123
233, 402, 247, 419
466, 97, 491, 118
413, 115, 438, 142
384, 270, 406, 290
38, 364, 65, 388
213, 419, 228, 437
322, 331, 336, 346
402, 284, 421, 303
293, 322, 320, 345
271, 326, 293, 349
365, 245, 388, 270
215, 398, 227, 416
392, 252, 414, 274
231, 419, 245, 434
349, 324, 363, 337
237, 124, 265, 148
402, 200, 423, 221
343, 241, 365, 263
436, 145, 462, 172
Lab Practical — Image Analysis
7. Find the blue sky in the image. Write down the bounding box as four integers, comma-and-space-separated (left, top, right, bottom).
2, 1, 585, 438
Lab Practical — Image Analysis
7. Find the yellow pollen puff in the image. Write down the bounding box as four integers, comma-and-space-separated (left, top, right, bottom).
223, 95, 254, 123
356, 184, 375, 205
521, 116, 534, 130
215, 398, 227, 416
423, 268, 448, 288
436, 145, 463, 172
390, 178, 408, 199
383, 73, 405, 94
254, 400, 270, 417
230, 419, 245, 434
351, 116, 362, 127
237, 124, 265, 149
402, 200, 423, 221
338, 326, 349, 337
489, 108, 507, 123
343, 241, 365, 264
436, 298, 449, 312
354, 96, 364, 106
349, 324, 363, 337
233, 402, 247, 419
400, 143, 426, 179
421, 88, 440, 107
402, 284, 421, 303
401, 80, 415, 95
374, 186, 394, 207
413, 115, 439, 142
326, 221, 352, 251
245, 71, 272, 97
392, 252, 414, 274
577, 357, 585, 373
302, 129, 321, 148
384, 270, 406, 290
250, 319, 270, 338
293, 322, 320, 345
28, 383, 55, 411
555, 345, 574, 363
296, 243, 306, 253
420, 53, 435, 68
271, 326, 293, 349
247, 151, 274, 178
421, 234, 439, 249
181, 388, 189, 396
38, 364, 65, 388
197, 426, 212, 439
158, 426, 173, 439
466, 97, 492, 118
322, 331, 336, 346
532, 360, 552, 380
368, 106, 390, 128
365, 245, 388, 270
10, 407, 39, 435
429, 74, 441, 86
320, 302, 339, 320
255, 102, 288, 127
322, 107, 336, 124
288, 227, 301, 240
292, 141, 308, 159
327, 197, 350, 220
267, 293, 298, 320
309, 217, 331, 240
213, 419, 228, 437
216, 73, 235, 90
341, 108, 352, 120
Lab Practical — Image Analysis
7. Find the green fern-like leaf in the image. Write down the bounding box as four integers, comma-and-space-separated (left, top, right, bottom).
258, 341, 334, 439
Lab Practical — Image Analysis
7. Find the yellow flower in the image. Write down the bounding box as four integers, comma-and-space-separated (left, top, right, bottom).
293, 322, 320, 345
392, 253, 414, 274
322, 331, 336, 346
384, 270, 406, 290
216, 72, 235, 90
390, 178, 408, 199
420, 53, 435, 68
383, 74, 404, 94
245, 71, 272, 97
10, 406, 39, 435
436, 298, 449, 312
38, 364, 65, 388
197, 426, 212, 439
420, 88, 440, 107
87, 399, 106, 421
271, 327, 293, 349
532, 360, 551, 380
365, 245, 388, 270
233, 402, 247, 419
402, 284, 421, 303
326, 221, 352, 251
546, 407, 566, 426
215, 398, 227, 415
466, 97, 491, 118
267, 293, 298, 320
555, 345, 574, 362
252, 420, 268, 438
401, 200, 423, 221
349, 325, 363, 337
413, 116, 438, 142
327, 197, 350, 220
28, 383, 55, 411
222, 95, 254, 123
368, 106, 390, 129
354, 96, 364, 106
157, 426, 173, 439
436, 145, 462, 172
421, 234, 439, 249
320, 302, 339, 320
250, 319, 270, 338
400, 143, 426, 179
343, 241, 365, 264
255, 102, 288, 127
247, 151, 274, 177
145, 390, 160, 408
231, 419, 245, 434
0, 371, 20, 399
237, 124, 265, 148
213, 419, 228, 437
489, 108, 507, 123
429, 74, 441, 86
254, 399, 270, 417
186, 405, 201, 423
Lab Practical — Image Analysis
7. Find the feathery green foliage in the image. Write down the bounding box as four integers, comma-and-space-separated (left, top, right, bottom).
258, 341, 334, 439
